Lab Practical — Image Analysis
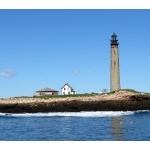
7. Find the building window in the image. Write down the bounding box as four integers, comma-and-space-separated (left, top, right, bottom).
64, 88, 66, 90
63, 92, 65, 95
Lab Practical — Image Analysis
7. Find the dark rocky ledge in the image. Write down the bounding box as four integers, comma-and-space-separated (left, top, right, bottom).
0, 94, 150, 113
0, 96, 150, 113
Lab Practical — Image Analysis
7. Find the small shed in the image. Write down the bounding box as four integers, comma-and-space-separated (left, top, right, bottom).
35, 87, 59, 96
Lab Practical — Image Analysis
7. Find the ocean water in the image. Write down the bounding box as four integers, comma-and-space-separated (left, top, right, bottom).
0, 110, 150, 141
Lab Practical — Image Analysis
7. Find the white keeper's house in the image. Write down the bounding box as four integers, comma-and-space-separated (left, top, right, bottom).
61, 83, 76, 95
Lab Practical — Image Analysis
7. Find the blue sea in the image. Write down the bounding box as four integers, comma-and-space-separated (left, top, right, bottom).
0, 110, 150, 141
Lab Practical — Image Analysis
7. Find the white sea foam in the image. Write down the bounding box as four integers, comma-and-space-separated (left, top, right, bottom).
0, 111, 138, 117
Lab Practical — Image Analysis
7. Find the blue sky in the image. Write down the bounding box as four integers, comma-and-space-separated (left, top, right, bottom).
0, 9, 150, 97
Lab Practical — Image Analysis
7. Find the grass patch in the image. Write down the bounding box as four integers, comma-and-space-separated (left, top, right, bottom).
120, 89, 140, 93
107, 89, 140, 95
33, 93, 95, 99
12, 96, 33, 98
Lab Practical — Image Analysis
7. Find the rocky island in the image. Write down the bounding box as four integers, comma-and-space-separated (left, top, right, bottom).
0, 90, 150, 113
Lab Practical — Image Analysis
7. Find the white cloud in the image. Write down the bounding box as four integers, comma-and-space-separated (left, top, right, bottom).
0, 69, 16, 78
90, 69, 96, 73
72, 69, 80, 74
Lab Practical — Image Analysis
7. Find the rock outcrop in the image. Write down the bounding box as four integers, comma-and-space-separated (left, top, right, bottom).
0, 91, 150, 113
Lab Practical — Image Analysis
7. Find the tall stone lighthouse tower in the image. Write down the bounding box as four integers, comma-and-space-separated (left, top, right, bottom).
110, 33, 120, 92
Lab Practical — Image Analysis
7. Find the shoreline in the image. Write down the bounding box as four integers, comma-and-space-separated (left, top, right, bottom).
0, 91, 150, 113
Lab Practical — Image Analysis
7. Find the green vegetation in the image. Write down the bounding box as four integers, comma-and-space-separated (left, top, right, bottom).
107, 89, 140, 95
121, 89, 150, 95
13, 96, 33, 98
9, 89, 150, 99
144, 93, 150, 95
120, 89, 140, 93
33, 93, 95, 99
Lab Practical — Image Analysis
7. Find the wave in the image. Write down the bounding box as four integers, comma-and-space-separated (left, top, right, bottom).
0, 111, 142, 117
134, 110, 150, 114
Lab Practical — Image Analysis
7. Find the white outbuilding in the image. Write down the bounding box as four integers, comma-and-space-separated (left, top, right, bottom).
61, 83, 76, 95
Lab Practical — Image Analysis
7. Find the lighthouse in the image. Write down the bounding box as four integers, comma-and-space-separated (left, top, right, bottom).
110, 33, 120, 92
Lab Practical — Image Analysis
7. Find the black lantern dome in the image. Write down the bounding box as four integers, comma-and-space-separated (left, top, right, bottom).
110, 33, 119, 45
